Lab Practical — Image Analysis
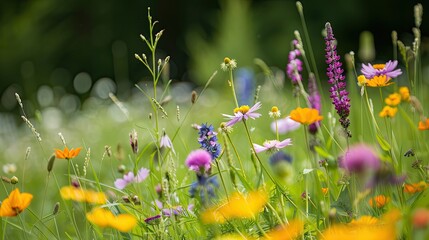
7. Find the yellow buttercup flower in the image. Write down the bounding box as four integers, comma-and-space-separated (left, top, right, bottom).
289, 107, 323, 125
86, 208, 137, 232
0, 189, 33, 217
384, 93, 401, 106
399, 86, 410, 101
201, 190, 268, 224
60, 186, 106, 204
379, 106, 397, 118
55, 147, 82, 160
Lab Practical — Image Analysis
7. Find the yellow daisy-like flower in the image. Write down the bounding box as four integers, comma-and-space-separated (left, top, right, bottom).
358, 75, 394, 87
384, 93, 401, 106
368, 195, 390, 208
60, 186, 106, 204
263, 219, 304, 240
55, 147, 82, 160
379, 106, 397, 118
86, 208, 137, 232
399, 86, 410, 101
289, 107, 323, 125
201, 190, 268, 224
0, 189, 33, 217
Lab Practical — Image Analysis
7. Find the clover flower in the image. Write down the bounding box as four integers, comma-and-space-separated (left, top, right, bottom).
197, 124, 221, 159
185, 149, 212, 173
114, 167, 150, 190
325, 22, 351, 137
361, 60, 402, 80
253, 139, 292, 153
0, 189, 33, 217
270, 116, 301, 134
222, 102, 262, 127
86, 208, 137, 232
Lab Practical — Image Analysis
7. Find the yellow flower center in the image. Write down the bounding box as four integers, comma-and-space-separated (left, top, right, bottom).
224, 57, 231, 64
372, 63, 386, 70
271, 106, 279, 113
234, 105, 250, 114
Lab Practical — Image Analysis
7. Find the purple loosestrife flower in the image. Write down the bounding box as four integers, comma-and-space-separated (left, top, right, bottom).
185, 149, 212, 173
361, 60, 402, 79
197, 124, 221, 159
222, 102, 262, 127
325, 22, 351, 137
114, 167, 150, 190
253, 139, 292, 153
286, 40, 303, 85
307, 73, 322, 135
340, 144, 380, 174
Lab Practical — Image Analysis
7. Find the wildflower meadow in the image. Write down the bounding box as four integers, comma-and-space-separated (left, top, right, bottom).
1, 2, 429, 240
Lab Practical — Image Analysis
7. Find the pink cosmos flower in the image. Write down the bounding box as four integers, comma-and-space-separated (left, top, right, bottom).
271, 116, 301, 134
361, 60, 402, 80
222, 102, 262, 127
114, 167, 150, 190
253, 139, 292, 153
185, 149, 212, 173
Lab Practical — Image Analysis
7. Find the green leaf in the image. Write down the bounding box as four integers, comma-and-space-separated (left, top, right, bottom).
314, 146, 334, 160
376, 133, 391, 151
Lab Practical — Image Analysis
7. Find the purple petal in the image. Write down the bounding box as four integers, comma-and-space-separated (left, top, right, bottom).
276, 138, 292, 148
123, 172, 135, 182
253, 143, 267, 153
135, 168, 150, 182
361, 63, 376, 79
114, 179, 128, 189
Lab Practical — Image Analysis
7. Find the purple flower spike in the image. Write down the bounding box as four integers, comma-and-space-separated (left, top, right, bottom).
253, 139, 292, 153
286, 40, 303, 84
185, 149, 212, 173
361, 60, 402, 80
325, 22, 351, 137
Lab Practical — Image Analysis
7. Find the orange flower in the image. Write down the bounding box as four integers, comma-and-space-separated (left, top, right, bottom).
289, 107, 323, 125
404, 181, 428, 194
0, 189, 33, 217
322, 188, 329, 196
60, 186, 106, 204
379, 106, 397, 118
201, 190, 268, 224
264, 219, 304, 240
418, 118, 429, 131
368, 195, 390, 208
55, 147, 82, 160
399, 86, 410, 101
86, 208, 137, 232
384, 93, 401, 106
358, 75, 394, 87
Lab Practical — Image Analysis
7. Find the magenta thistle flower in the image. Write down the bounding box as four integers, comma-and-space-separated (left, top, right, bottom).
222, 102, 262, 127
340, 144, 380, 174
361, 60, 402, 80
271, 116, 301, 134
114, 167, 150, 189
253, 139, 292, 153
325, 22, 351, 137
185, 149, 212, 173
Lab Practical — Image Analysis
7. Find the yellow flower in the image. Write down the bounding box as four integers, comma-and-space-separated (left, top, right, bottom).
60, 186, 106, 204
384, 93, 401, 106
264, 219, 304, 240
289, 107, 323, 125
86, 208, 137, 232
55, 147, 82, 160
404, 181, 428, 194
418, 118, 429, 131
368, 195, 390, 208
358, 75, 394, 87
215, 234, 253, 240
399, 86, 410, 101
379, 106, 397, 118
201, 190, 268, 224
0, 189, 33, 217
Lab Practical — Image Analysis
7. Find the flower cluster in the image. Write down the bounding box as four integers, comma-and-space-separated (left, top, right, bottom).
286, 40, 303, 84
197, 124, 221, 159
325, 22, 351, 137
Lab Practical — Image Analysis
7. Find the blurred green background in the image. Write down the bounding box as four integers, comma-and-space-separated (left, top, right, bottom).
0, 0, 427, 113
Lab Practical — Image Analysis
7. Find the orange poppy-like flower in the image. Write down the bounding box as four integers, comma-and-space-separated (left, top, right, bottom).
384, 93, 401, 106
201, 190, 268, 224
86, 208, 137, 232
399, 86, 410, 102
404, 181, 428, 194
358, 75, 394, 87
60, 186, 106, 204
418, 119, 429, 131
368, 195, 390, 208
55, 147, 82, 160
263, 219, 304, 240
289, 107, 323, 125
379, 106, 397, 118
0, 189, 33, 217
